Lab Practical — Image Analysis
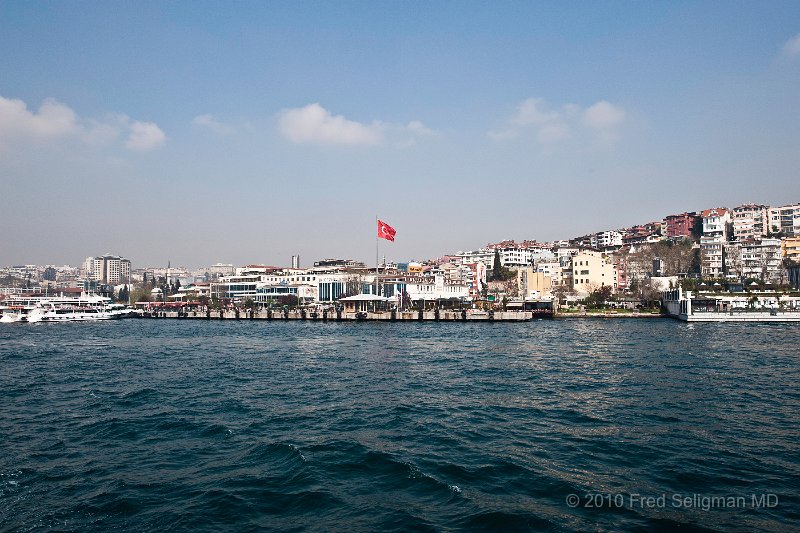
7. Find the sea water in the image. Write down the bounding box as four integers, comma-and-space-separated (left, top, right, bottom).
1, 320, 798, 531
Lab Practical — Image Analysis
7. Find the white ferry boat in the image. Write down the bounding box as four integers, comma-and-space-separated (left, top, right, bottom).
0, 292, 137, 323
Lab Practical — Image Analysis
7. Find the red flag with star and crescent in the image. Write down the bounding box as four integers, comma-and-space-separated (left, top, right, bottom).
377, 219, 396, 242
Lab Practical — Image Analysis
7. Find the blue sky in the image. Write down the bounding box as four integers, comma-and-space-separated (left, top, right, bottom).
1, 1, 799, 268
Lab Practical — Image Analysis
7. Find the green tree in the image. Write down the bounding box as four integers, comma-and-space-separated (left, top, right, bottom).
492, 250, 502, 280
585, 285, 613, 308
131, 286, 151, 302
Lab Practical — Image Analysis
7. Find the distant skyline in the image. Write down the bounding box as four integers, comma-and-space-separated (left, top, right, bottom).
2, 1, 799, 268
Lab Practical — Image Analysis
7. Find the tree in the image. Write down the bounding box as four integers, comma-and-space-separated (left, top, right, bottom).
131, 287, 151, 302
43, 267, 57, 281
174, 278, 181, 294
503, 278, 519, 298
489, 250, 515, 281
585, 285, 613, 308
492, 250, 502, 280
343, 275, 364, 297
551, 283, 571, 307
118, 285, 129, 303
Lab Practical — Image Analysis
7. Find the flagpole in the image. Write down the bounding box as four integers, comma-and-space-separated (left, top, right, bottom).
375, 215, 379, 296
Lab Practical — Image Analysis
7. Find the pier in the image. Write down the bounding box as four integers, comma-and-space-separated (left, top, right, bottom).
662, 287, 800, 322
138, 308, 551, 322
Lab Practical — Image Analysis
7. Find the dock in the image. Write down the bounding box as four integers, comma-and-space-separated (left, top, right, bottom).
662, 287, 800, 322
139, 309, 552, 322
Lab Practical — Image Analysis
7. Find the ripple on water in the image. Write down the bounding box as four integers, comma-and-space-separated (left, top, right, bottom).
0, 320, 798, 531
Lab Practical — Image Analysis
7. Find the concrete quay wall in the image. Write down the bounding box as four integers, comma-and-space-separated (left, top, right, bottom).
141, 309, 542, 322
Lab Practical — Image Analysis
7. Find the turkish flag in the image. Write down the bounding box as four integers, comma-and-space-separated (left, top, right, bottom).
377, 219, 396, 242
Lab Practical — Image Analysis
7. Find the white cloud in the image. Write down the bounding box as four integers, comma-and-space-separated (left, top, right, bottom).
0, 94, 165, 153
490, 97, 626, 147
511, 98, 560, 126
125, 121, 166, 151
192, 114, 233, 135
407, 120, 436, 137
782, 33, 800, 58
279, 103, 383, 146
0, 96, 77, 139
537, 122, 571, 143
583, 101, 625, 129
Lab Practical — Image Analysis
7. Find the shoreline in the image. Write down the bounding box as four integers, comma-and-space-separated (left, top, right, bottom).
554, 312, 665, 319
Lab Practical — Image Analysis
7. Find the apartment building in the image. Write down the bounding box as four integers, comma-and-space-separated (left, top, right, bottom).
732, 204, 769, 242
516, 267, 552, 299
84, 254, 131, 285
769, 204, 800, 237
571, 250, 616, 295
591, 231, 623, 249
740, 239, 782, 283
664, 212, 700, 239
781, 237, 800, 263
700, 208, 731, 277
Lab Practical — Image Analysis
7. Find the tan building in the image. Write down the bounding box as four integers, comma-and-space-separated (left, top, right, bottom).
781, 237, 800, 262
571, 250, 616, 295
732, 204, 769, 242
516, 267, 552, 299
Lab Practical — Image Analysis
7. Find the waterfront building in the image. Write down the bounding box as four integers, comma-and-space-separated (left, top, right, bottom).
664, 212, 701, 239
516, 267, 552, 299
732, 204, 770, 242
700, 208, 731, 277
375, 273, 469, 305
570, 250, 616, 295
768, 203, 800, 237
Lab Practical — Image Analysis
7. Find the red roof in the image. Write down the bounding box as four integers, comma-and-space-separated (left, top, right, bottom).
701, 207, 728, 217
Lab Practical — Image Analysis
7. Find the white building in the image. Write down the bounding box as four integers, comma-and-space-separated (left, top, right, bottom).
84, 254, 131, 285
570, 250, 616, 295
769, 203, 800, 237
740, 238, 782, 282
206, 263, 236, 276
700, 208, 731, 277
535, 259, 564, 286
732, 204, 770, 242
591, 231, 623, 249
457, 247, 532, 269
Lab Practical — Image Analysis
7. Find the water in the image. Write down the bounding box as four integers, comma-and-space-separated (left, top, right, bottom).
1, 319, 798, 531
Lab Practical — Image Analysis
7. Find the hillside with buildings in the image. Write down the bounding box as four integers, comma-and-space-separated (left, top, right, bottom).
2, 201, 800, 310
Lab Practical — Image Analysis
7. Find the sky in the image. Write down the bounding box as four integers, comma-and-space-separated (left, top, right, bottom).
1, 1, 799, 268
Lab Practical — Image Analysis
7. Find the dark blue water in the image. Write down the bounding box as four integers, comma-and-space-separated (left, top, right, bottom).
1, 320, 798, 531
